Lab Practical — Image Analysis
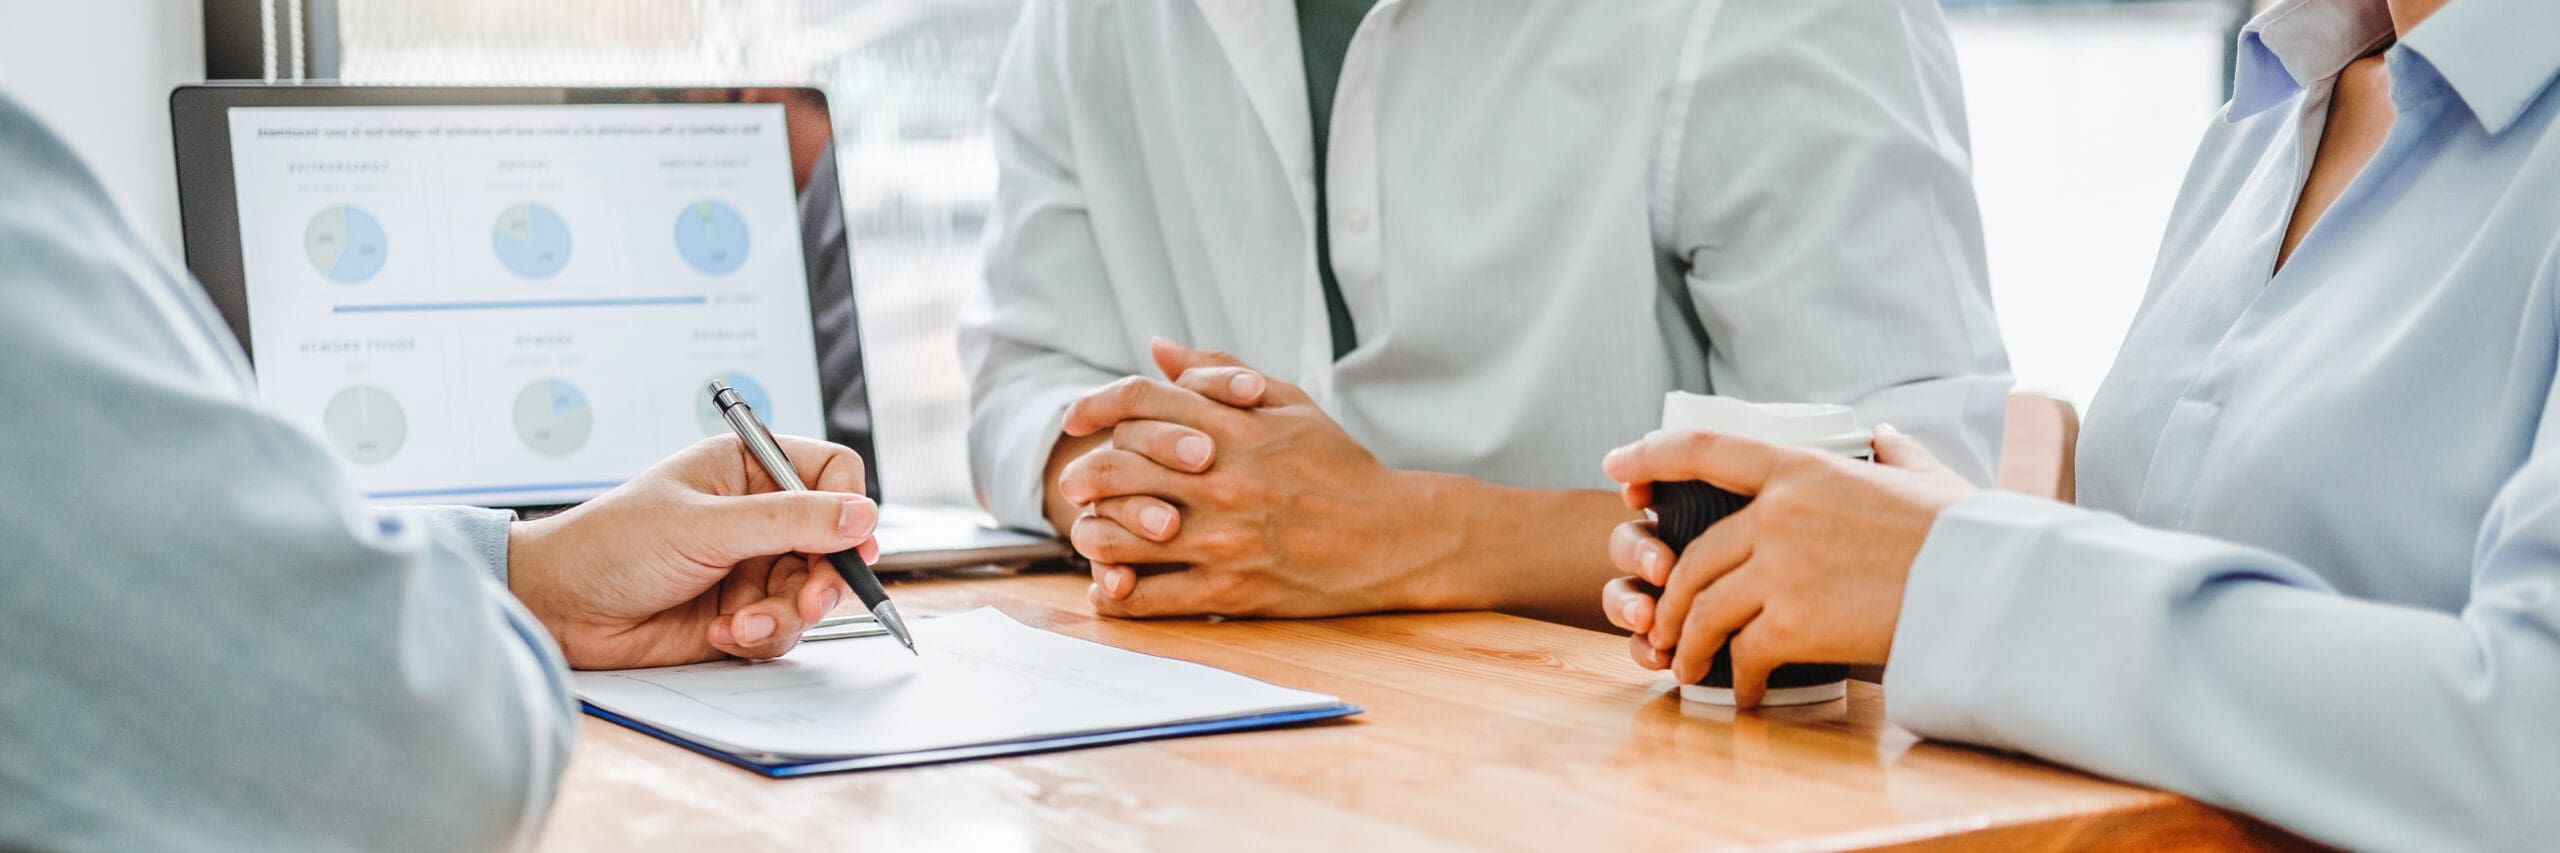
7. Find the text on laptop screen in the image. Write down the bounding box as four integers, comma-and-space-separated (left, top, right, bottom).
225, 103, 824, 506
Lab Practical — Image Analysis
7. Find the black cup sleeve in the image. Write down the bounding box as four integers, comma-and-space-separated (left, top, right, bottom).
1647, 481, 1848, 692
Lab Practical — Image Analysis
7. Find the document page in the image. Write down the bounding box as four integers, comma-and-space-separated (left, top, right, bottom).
573, 608, 1343, 759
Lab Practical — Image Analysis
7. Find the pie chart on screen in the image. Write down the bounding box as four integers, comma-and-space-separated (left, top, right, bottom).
492, 202, 574, 279
513, 378, 594, 457
305, 205, 388, 284
323, 384, 407, 465
674, 200, 750, 275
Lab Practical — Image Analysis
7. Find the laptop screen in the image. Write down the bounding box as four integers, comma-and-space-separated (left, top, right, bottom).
220, 101, 828, 506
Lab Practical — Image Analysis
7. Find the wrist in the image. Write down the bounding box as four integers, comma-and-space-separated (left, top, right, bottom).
1380, 470, 1500, 611
503, 517, 539, 595
504, 514, 575, 637
1392, 474, 1637, 626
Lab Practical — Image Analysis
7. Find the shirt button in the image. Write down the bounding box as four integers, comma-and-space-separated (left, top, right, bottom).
1342, 208, 1372, 233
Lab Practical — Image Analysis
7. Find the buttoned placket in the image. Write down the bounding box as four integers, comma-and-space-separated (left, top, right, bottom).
1300, 0, 1405, 406
2135, 47, 2452, 528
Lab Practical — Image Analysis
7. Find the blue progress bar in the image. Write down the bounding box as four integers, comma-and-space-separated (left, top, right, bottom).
334, 296, 708, 314
369, 480, 624, 500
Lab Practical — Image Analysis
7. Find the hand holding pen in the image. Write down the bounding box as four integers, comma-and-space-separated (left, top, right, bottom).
710, 380, 918, 654
505, 427, 880, 670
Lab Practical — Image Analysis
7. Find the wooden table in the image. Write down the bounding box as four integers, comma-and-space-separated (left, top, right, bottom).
539, 571, 2305, 851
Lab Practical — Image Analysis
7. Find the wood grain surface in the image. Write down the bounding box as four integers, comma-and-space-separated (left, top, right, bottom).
538, 570, 2309, 851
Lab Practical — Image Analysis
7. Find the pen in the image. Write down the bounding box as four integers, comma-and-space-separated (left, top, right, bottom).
707, 380, 917, 655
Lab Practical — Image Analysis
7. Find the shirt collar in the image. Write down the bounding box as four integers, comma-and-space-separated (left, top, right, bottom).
2229, 0, 2560, 136
2227, 0, 2394, 121
2399, 0, 2560, 135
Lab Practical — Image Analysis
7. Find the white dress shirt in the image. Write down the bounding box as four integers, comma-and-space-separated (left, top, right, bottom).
1886, 0, 2560, 848
960, 0, 2012, 529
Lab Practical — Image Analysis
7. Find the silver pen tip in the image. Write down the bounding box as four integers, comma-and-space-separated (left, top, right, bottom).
872, 601, 918, 656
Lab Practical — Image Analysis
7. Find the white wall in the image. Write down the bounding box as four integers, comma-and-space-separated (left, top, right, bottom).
0, 0, 205, 258
1946, 4, 2233, 407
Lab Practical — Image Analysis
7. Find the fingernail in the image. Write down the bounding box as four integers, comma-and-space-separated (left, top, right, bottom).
738, 613, 774, 643
1175, 435, 1211, 469
1232, 372, 1264, 399
1140, 504, 1174, 536
840, 497, 878, 538
1109, 569, 1133, 598
1640, 547, 1660, 576
1876, 423, 1902, 438
1620, 599, 1643, 627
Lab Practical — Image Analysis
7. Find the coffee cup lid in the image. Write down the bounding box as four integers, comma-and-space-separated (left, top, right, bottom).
1658, 393, 1870, 456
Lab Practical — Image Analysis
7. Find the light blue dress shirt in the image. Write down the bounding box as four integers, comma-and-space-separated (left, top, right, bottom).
0, 95, 574, 850
1886, 0, 2560, 849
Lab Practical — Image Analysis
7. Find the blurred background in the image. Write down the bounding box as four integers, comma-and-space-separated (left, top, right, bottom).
2, 0, 2248, 508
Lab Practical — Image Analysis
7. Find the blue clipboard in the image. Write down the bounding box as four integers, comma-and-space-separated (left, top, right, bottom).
582, 701, 1364, 778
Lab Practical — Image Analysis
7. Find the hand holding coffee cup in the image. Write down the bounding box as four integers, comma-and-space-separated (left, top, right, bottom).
1601, 393, 1981, 708
1641, 394, 1867, 705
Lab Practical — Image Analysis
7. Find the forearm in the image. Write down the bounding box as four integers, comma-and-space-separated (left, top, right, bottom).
964, 0, 1136, 531
1892, 492, 2560, 851
1404, 471, 1638, 630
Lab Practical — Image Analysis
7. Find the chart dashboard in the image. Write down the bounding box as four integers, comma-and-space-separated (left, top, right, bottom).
226, 103, 824, 506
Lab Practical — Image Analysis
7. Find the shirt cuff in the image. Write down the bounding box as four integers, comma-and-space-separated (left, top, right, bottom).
1884, 490, 2086, 746
980, 382, 1105, 532
404, 505, 520, 585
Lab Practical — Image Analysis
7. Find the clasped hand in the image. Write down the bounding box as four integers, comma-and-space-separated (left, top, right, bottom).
1596, 425, 1976, 706
1051, 339, 1452, 618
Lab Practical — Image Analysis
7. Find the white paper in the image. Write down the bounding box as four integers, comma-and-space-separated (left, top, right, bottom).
572, 607, 1343, 759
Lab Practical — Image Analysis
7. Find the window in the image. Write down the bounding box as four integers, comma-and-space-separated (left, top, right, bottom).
329, 0, 2241, 503
1945, 0, 2239, 406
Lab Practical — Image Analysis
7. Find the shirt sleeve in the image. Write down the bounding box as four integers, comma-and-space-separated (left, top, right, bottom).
0, 99, 574, 852
958, 0, 1138, 531
400, 504, 520, 583
1886, 409, 2560, 849
1671, 0, 2012, 483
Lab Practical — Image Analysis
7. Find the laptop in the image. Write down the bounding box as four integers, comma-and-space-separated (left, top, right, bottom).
169, 83, 1065, 571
